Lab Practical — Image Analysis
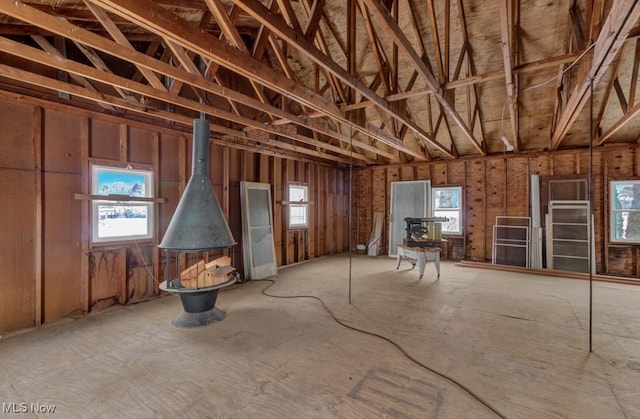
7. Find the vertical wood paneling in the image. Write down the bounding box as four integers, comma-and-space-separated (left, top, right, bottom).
128, 126, 154, 165
486, 159, 506, 260
416, 165, 430, 180
506, 157, 529, 216
552, 152, 578, 175
308, 163, 316, 258
273, 157, 283, 265
89, 249, 125, 310
0, 100, 35, 170
126, 246, 155, 302
0, 99, 35, 332
529, 155, 551, 175
90, 119, 120, 161
43, 173, 83, 321
43, 109, 84, 322
0, 170, 36, 332
357, 169, 373, 247
466, 160, 486, 261
400, 165, 415, 181
448, 161, 465, 184
34, 107, 43, 326
316, 165, 326, 255
431, 163, 448, 185
372, 168, 387, 253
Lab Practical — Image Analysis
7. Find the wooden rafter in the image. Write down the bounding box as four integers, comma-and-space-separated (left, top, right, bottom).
0, 36, 373, 165
0, 3, 394, 162
83, 0, 165, 91
550, 0, 640, 150
232, 0, 448, 159
361, 0, 484, 155
30, 35, 115, 111
498, 0, 519, 151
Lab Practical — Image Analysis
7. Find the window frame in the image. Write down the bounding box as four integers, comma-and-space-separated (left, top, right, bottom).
91, 164, 155, 244
610, 180, 640, 244
288, 183, 309, 229
431, 186, 463, 236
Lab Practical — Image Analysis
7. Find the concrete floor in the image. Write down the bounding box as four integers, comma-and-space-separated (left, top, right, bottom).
1, 255, 640, 418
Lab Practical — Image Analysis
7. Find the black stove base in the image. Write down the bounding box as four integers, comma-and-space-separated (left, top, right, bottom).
171, 306, 226, 328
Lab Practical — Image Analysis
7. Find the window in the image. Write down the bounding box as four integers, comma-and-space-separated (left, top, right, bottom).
288, 183, 308, 228
91, 164, 154, 243
610, 180, 640, 243
432, 186, 462, 235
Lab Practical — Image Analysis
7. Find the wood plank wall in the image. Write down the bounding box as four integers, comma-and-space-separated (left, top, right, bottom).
0, 94, 349, 334
354, 147, 640, 279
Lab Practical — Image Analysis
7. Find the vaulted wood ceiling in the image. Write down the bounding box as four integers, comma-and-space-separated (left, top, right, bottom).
1, 0, 639, 166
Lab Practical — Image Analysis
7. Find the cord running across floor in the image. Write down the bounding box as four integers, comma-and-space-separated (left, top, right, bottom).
252, 279, 507, 419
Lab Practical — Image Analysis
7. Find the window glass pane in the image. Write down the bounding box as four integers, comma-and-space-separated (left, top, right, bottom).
613, 183, 640, 210
289, 186, 307, 201
288, 184, 308, 228
97, 204, 149, 238
432, 186, 462, 234
248, 189, 271, 227
433, 188, 460, 209
94, 167, 150, 197
290, 205, 307, 226
91, 164, 154, 243
611, 181, 640, 243
434, 210, 460, 233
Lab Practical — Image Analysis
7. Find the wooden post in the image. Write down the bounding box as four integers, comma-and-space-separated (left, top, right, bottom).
222, 146, 230, 257
152, 131, 160, 294
81, 116, 90, 313
33, 106, 43, 326
119, 123, 128, 163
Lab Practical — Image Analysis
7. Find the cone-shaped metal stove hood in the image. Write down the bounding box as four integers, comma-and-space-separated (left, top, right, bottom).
159, 118, 236, 251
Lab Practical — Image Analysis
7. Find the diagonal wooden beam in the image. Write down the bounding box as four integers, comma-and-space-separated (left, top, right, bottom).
85, 0, 428, 159
203, 0, 273, 112
30, 35, 116, 111
597, 99, 640, 144
550, 0, 640, 150
361, 0, 484, 154
303, 0, 325, 40
498, 0, 519, 151
232, 0, 449, 159
0, 4, 388, 162
83, 0, 166, 90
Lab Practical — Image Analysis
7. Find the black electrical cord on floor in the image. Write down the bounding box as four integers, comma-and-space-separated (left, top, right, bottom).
252, 279, 508, 419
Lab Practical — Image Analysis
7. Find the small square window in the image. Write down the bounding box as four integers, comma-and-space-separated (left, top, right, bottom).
610, 180, 640, 243
91, 164, 154, 243
431, 186, 463, 235
289, 184, 308, 228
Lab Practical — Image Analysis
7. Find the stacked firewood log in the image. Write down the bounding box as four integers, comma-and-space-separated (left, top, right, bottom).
179, 256, 236, 288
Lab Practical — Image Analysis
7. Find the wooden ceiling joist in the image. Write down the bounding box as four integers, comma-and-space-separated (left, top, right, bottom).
0, 0, 388, 162
550, 0, 640, 150
232, 0, 447, 160
498, 0, 519, 152
361, 0, 484, 155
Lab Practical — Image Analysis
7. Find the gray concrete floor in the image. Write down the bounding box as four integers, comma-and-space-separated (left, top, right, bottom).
1, 255, 640, 418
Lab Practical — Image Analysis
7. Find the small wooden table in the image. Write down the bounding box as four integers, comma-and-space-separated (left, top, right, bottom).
396, 243, 441, 279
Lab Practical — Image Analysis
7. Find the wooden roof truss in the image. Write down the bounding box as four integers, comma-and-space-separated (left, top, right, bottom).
0, 0, 639, 165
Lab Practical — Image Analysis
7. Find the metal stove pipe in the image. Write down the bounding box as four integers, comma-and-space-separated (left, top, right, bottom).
159, 118, 236, 251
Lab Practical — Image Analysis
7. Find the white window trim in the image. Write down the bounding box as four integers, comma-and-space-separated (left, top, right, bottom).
288, 183, 309, 229
91, 164, 154, 244
431, 186, 463, 235
610, 180, 640, 244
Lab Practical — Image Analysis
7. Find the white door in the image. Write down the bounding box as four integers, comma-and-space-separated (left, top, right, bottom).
388, 180, 429, 257
240, 182, 277, 279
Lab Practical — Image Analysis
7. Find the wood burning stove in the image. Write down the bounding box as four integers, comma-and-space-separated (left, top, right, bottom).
158, 117, 238, 328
